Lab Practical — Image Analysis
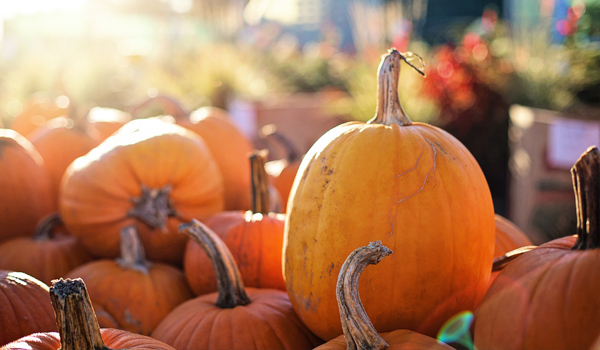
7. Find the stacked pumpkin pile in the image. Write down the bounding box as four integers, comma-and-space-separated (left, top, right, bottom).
0, 49, 596, 350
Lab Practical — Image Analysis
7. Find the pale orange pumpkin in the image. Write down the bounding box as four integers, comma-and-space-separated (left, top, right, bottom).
283, 50, 495, 340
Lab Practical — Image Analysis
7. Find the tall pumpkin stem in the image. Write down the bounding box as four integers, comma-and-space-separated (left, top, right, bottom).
50, 278, 113, 350
33, 213, 63, 241
117, 226, 151, 274
337, 241, 393, 350
369, 49, 425, 126
250, 150, 271, 214
571, 146, 600, 250
180, 219, 251, 308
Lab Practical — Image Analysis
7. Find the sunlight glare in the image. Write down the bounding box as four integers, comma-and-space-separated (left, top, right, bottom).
0, 0, 86, 19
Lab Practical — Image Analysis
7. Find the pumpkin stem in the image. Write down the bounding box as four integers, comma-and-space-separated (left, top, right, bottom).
337, 241, 392, 350
33, 213, 63, 241
128, 184, 178, 232
369, 49, 425, 127
117, 226, 151, 274
180, 219, 251, 308
50, 278, 113, 350
260, 124, 300, 163
250, 150, 271, 214
571, 146, 600, 250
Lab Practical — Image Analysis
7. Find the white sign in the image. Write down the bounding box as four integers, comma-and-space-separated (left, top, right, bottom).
547, 117, 600, 169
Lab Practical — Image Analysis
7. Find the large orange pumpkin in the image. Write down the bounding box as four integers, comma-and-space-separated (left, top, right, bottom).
474, 146, 600, 350
0, 214, 93, 285
65, 226, 192, 335
316, 241, 452, 350
59, 118, 224, 264
0, 129, 53, 242
283, 49, 495, 340
0, 271, 56, 346
1, 278, 175, 350
152, 219, 321, 350
184, 151, 286, 295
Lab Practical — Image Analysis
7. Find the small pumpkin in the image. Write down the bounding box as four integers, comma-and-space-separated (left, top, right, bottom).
86, 107, 131, 141
316, 241, 452, 350
474, 146, 600, 350
283, 49, 495, 340
0, 271, 56, 346
0, 129, 53, 242
10, 94, 69, 137
1, 278, 175, 350
0, 214, 93, 285
493, 214, 532, 258
152, 219, 322, 349
59, 118, 224, 264
184, 150, 286, 295
66, 226, 193, 335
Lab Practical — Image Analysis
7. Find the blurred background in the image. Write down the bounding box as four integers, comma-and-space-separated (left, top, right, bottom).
1, 0, 599, 243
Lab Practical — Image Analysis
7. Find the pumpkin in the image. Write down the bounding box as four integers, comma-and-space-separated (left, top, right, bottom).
0, 214, 93, 285
59, 118, 224, 264
493, 214, 532, 258
10, 94, 69, 137
65, 226, 192, 335
0, 129, 53, 242
184, 151, 286, 295
86, 107, 131, 141
316, 241, 452, 350
474, 146, 600, 350
262, 124, 302, 212
283, 49, 495, 340
152, 219, 322, 349
28, 116, 101, 207
0, 271, 56, 346
1, 278, 175, 350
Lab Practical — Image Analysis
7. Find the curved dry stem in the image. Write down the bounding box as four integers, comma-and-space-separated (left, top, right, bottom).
260, 124, 300, 162
180, 219, 251, 308
491, 245, 537, 272
33, 213, 63, 241
337, 241, 393, 350
117, 226, 151, 274
250, 150, 271, 214
571, 146, 600, 250
128, 184, 178, 232
50, 278, 113, 350
368, 49, 425, 126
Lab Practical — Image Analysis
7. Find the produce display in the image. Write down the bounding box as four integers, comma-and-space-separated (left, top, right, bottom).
0, 47, 595, 350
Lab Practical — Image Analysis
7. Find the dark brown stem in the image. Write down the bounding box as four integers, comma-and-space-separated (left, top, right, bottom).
128, 184, 178, 232
337, 241, 392, 350
250, 150, 271, 214
571, 146, 600, 250
368, 49, 425, 126
33, 213, 63, 241
50, 278, 112, 350
117, 226, 151, 274
491, 245, 537, 272
180, 219, 251, 308
260, 124, 300, 162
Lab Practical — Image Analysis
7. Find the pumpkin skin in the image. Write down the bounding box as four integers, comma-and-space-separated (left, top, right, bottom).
86, 107, 131, 141
283, 50, 495, 340
0, 129, 53, 242
176, 107, 253, 211
59, 118, 224, 264
474, 147, 600, 350
65, 227, 193, 335
28, 117, 101, 208
493, 214, 532, 258
0, 271, 56, 346
0, 214, 93, 285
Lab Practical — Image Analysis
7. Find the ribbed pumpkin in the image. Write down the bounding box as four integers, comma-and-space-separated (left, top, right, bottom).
59, 118, 224, 264
152, 219, 321, 349
28, 117, 101, 207
65, 226, 193, 335
184, 151, 286, 295
1, 278, 175, 350
86, 107, 131, 141
0, 271, 56, 346
316, 241, 452, 350
474, 146, 600, 350
0, 214, 93, 285
176, 107, 254, 211
283, 50, 495, 340
0, 129, 53, 242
